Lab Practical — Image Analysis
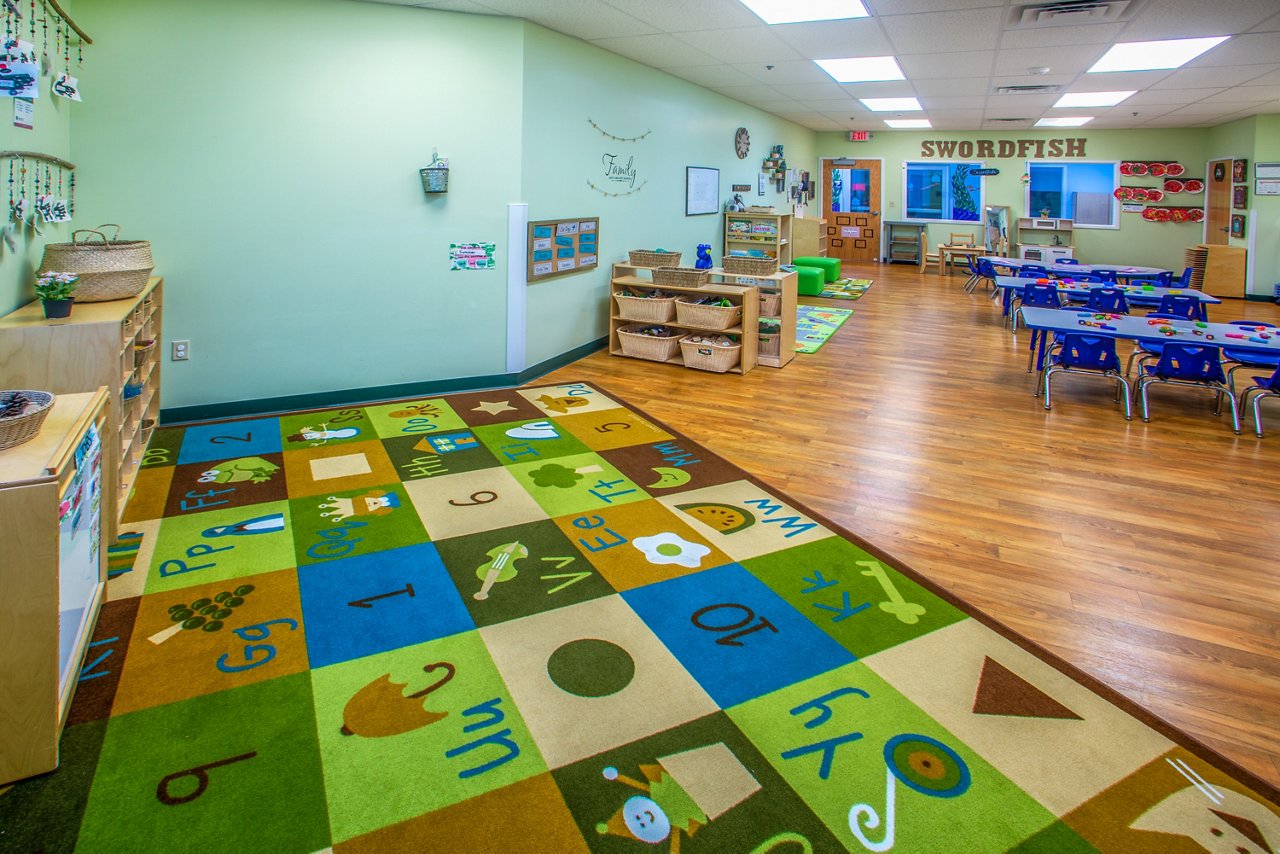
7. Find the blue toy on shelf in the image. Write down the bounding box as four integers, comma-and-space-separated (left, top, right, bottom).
695, 243, 713, 270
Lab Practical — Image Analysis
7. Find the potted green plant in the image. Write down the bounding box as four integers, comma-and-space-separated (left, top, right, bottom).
34, 272, 79, 319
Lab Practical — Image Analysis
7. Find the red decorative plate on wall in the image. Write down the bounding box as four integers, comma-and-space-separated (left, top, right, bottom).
1184, 178, 1204, 193
1147, 189, 1165, 202
1114, 187, 1132, 200
1170, 209, 1187, 222
1164, 179, 1185, 193
1189, 208, 1204, 222
1120, 163, 1134, 175
1142, 208, 1158, 220
1149, 163, 1168, 176
1166, 163, 1185, 177
1132, 187, 1149, 201
1154, 208, 1171, 221
1130, 162, 1149, 175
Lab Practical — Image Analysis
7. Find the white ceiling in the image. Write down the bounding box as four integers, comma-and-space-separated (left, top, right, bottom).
361, 0, 1280, 131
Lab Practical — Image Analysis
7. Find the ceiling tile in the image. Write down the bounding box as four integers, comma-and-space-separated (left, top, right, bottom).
1162, 100, 1271, 117
671, 27, 804, 63
800, 98, 863, 112
476, 0, 656, 39
731, 60, 836, 86
865, 0, 1004, 15
1115, 0, 1276, 41
709, 84, 791, 101
899, 51, 995, 79
912, 78, 993, 96
1236, 83, 1280, 101
998, 23, 1126, 50
773, 18, 893, 59
768, 81, 859, 100
1250, 11, 1280, 32
993, 45, 1105, 77
1152, 64, 1280, 89
409, 0, 500, 11
1123, 87, 1226, 105
590, 32, 723, 67
880, 7, 1005, 54
985, 93, 1061, 112
1238, 67, 1280, 86
1070, 70, 1172, 90
837, 80, 918, 98
919, 96, 990, 110
1183, 33, 1280, 67
665, 64, 761, 88
598, 0, 763, 32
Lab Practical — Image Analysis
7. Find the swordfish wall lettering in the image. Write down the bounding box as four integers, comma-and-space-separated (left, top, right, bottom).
919, 139, 1087, 159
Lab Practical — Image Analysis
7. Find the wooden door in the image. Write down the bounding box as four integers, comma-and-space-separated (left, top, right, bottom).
1206, 159, 1231, 245
823, 159, 881, 263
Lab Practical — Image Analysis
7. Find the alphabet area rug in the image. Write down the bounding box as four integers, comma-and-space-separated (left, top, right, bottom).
3, 382, 1276, 852
796, 305, 854, 354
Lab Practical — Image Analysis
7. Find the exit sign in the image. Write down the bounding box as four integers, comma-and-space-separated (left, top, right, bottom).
849, 131, 873, 142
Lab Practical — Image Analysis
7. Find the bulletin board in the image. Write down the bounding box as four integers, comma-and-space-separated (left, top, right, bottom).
527, 217, 599, 281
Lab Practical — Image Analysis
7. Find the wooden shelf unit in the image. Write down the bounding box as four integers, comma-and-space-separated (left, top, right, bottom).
711, 267, 797, 369
0, 389, 109, 784
0, 277, 163, 544
792, 216, 827, 258
1016, 217, 1074, 262
609, 263, 759, 374
724, 211, 792, 266
885, 221, 927, 264
1185, 244, 1246, 298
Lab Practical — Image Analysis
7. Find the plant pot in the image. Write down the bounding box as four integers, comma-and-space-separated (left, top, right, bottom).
42, 298, 74, 319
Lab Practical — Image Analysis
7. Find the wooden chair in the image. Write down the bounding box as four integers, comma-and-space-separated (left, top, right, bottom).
919, 232, 941, 273
949, 232, 976, 246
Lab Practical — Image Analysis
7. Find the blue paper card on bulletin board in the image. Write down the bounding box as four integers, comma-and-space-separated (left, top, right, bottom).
527, 216, 600, 282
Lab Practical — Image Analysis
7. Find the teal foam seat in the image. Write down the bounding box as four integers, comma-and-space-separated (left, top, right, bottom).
794, 256, 840, 283
795, 265, 825, 296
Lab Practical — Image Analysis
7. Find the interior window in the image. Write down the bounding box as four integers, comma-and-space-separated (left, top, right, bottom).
904, 162, 982, 222
1027, 162, 1118, 227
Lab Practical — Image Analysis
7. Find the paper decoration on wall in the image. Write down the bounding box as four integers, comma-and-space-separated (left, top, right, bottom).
1232, 159, 1248, 183
1232, 185, 1247, 210
2, 0, 91, 102
0, 59, 37, 98
0, 151, 75, 251
527, 217, 598, 281
51, 72, 77, 100
1114, 187, 1165, 203
448, 242, 496, 271
1162, 178, 1203, 194
587, 118, 650, 143
1119, 162, 1185, 177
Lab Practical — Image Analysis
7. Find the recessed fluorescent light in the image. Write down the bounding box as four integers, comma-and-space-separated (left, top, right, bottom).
884, 119, 931, 128
1088, 37, 1229, 73
1035, 116, 1093, 127
738, 0, 868, 25
860, 97, 922, 112
1053, 90, 1135, 108
814, 56, 904, 83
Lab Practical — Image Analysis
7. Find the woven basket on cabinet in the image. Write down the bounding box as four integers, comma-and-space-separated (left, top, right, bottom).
723, 255, 778, 276
38, 225, 153, 303
651, 267, 709, 288
628, 250, 681, 268
679, 337, 741, 373
0, 390, 55, 451
674, 297, 741, 331
614, 293, 676, 323
617, 324, 681, 362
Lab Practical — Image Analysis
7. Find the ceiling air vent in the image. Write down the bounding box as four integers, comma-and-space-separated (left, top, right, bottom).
988, 118, 1033, 123
994, 85, 1063, 95
1007, 0, 1143, 27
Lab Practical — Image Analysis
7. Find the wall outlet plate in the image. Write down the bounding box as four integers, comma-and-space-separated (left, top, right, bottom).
172, 340, 189, 361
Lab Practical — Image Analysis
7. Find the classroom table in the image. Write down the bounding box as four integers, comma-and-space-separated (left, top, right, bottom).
1018, 307, 1280, 371
982, 256, 1170, 280
939, 244, 983, 276
996, 276, 1220, 321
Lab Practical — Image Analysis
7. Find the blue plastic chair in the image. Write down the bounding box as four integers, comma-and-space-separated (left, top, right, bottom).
1037, 333, 1131, 419
1070, 274, 1103, 284
1241, 363, 1280, 437
1178, 266, 1193, 286
1136, 342, 1239, 432
1056, 258, 1080, 266
1019, 264, 1049, 277
1084, 287, 1129, 314
968, 257, 998, 295
1015, 283, 1062, 364
1124, 313, 1184, 376
1090, 269, 1119, 283
1153, 271, 1173, 286
1156, 293, 1201, 320
1017, 270, 1047, 278
1223, 320, 1280, 392
961, 254, 982, 291
1127, 278, 1162, 289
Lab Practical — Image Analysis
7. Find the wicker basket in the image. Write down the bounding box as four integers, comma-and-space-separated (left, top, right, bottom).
140, 417, 156, 445
0, 390, 55, 451
746, 206, 775, 214
679, 336, 741, 373
615, 292, 676, 323
675, 297, 742, 331
134, 339, 156, 368
724, 255, 779, 276
628, 249, 681, 268
652, 267, 709, 288
38, 225, 153, 303
758, 332, 781, 357
759, 292, 782, 316
617, 324, 682, 362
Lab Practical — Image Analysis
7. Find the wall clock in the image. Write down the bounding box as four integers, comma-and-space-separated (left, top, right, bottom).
735, 127, 750, 159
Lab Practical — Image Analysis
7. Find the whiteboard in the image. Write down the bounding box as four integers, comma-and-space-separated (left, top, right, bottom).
686, 166, 719, 216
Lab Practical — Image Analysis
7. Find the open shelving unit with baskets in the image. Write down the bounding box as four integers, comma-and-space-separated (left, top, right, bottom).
610, 261, 758, 374
0, 277, 163, 544
713, 259, 797, 369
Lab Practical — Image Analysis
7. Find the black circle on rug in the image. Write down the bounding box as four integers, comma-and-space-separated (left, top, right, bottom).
547, 638, 635, 697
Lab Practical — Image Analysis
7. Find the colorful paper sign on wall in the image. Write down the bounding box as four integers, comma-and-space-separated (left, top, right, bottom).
527, 216, 599, 282
0, 61, 39, 99
841, 226, 860, 238
12, 96, 32, 129
449, 242, 496, 271
52, 74, 81, 102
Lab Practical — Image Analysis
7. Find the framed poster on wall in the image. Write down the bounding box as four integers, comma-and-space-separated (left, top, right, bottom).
686, 166, 719, 216
1232, 185, 1247, 209
527, 217, 599, 281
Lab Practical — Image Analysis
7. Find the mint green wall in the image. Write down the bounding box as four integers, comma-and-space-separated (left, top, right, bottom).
520, 24, 816, 366
73, 0, 523, 409
1209, 114, 1280, 295
816, 129, 1208, 270
0, 0, 75, 316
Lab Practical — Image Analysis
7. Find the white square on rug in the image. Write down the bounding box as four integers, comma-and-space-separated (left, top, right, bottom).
310, 453, 373, 481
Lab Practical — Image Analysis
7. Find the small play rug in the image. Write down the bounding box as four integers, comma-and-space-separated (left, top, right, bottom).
819, 278, 873, 300
796, 305, 854, 353
1, 381, 1276, 852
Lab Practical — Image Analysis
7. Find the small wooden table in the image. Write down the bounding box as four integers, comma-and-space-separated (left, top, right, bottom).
938, 244, 982, 276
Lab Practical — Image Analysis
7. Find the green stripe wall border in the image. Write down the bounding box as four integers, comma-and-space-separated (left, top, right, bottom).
159, 337, 608, 425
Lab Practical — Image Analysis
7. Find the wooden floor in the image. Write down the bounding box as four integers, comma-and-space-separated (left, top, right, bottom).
537, 261, 1280, 788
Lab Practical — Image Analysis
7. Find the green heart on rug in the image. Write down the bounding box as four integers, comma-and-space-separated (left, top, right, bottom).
795, 305, 853, 353
819, 278, 873, 300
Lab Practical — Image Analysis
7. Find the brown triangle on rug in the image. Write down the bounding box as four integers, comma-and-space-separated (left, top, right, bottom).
972, 656, 1083, 720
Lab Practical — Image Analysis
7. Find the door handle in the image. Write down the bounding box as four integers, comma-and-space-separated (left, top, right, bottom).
871, 211, 880, 216
1219, 227, 1229, 233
